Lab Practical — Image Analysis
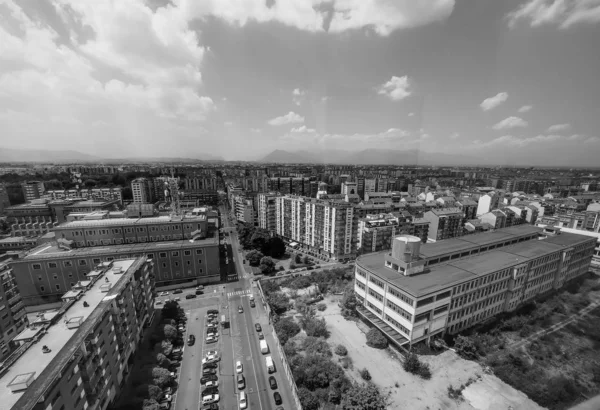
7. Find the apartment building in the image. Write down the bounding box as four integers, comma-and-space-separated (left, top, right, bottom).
456, 198, 478, 220
0, 262, 28, 361
354, 225, 596, 347
0, 184, 11, 214
476, 193, 500, 216
275, 196, 356, 261
184, 176, 218, 191
257, 193, 278, 232
46, 188, 123, 204
357, 212, 428, 254
21, 181, 45, 202
0, 258, 154, 410
558, 227, 600, 270
131, 178, 155, 204
422, 208, 464, 242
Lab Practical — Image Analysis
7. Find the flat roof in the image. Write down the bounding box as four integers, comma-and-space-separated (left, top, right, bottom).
358, 230, 589, 297
15, 236, 217, 262
53, 215, 206, 230
0, 260, 136, 409
0, 237, 37, 244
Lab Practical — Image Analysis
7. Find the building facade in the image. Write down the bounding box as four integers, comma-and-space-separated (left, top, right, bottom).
131, 178, 155, 204
21, 181, 45, 202
354, 225, 596, 346
422, 208, 464, 242
0, 261, 28, 361
257, 193, 278, 232
0, 258, 154, 410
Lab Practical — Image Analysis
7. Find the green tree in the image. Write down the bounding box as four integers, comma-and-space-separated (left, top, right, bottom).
335, 344, 348, 356
259, 256, 277, 274
403, 352, 421, 374
267, 291, 290, 315
163, 324, 177, 340
250, 229, 270, 251
454, 335, 479, 360
340, 291, 358, 317
148, 385, 162, 401
295, 253, 302, 264
142, 399, 160, 410
265, 236, 286, 258
162, 301, 180, 320
83, 179, 98, 188
246, 250, 264, 266
360, 368, 371, 381
151, 367, 172, 388
273, 316, 300, 345
305, 317, 329, 338
341, 383, 387, 410
303, 255, 311, 265
302, 336, 332, 356
156, 353, 171, 368
161, 340, 173, 356
366, 328, 388, 349
298, 387, 320, 410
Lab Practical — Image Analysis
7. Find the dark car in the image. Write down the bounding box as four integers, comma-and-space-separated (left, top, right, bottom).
196, 289, 204, 295
249, 300, 255, 308
269, 376, 278, 390
273, 392, 282, 405
200, 375, 218, 384
202, 368, 217, 376
173, 289, 183, 294
202, 362, 218, 369
207, 309, 219, 315
237, 374, 245, 389
187, 335, 195, 346
202, 404, 219, 410
185, 294, 196, 299
255, 323, 262, 332
258, 332, 264, 340
202, 386, 219, 396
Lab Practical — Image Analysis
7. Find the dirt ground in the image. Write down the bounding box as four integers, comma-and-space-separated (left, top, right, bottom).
315, 296, 545, 410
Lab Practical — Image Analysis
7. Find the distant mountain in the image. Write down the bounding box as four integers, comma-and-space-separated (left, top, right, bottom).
260, 148, 482, 166
105, 155, 224, 163
0, 147, 101, 163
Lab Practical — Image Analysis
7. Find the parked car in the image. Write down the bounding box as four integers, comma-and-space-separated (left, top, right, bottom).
203, 361, 218, 369
173, 289, 183, 294
202, 386, 219, 396
202, 404, 219, 410
158, 401, 170, 410
187, 335, 195, 346
185, 294, 196, 299
238, 305, 243, 313
207, 309, 219, 315
249, 300, 255, 308
258, 332, 264, 340
202, 368, 217, 376
202, 394, 219, 405
204, 350, 219, 358
202, 355, 219, 364
197, 285, 204, 291
269, 376, 278, 390
273, 392, 282, 405
237, 374, 245, 389
206, 335, 218, 344
204, 380, 219, 388
235, 360, 243, 374
195, 289, 203, 295
200, 375, 218, 384
206, 330, 219, 338
255, 323, 262, 332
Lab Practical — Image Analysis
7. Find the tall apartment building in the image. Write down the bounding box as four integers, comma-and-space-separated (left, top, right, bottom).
456, 198, 478, 221
21, 181, 45, 202
0, 261, 28, 361
357, 212, 426, 254
0, 258, 154, 410
275, 196, 356, 261
257, 193, 278, 232
131, 178, 155, 204
476, 193, 500, 216
0, 184, 11, 214
354, 225, 596, 347
184, 176, 218, 191
422, 208, 464, 242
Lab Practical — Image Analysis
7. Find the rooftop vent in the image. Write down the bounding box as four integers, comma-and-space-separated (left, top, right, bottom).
112, 266, 124, 274
100, 283, 112, 293
7, 372, 36, 393
66, 316, 84, 329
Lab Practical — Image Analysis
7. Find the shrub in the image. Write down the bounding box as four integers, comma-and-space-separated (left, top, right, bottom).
417, 362, 432, 379
366, 328, 388, 349
316, 303, 327, 311
290, 276, 312, 289
302, 336, 332, 356
454, 335, 479, 360
259, 256, 277, 274
403, 352, 421, 374
360, 368, 372, 381
246, 250, 264, 266
163, 324, 177, 340
273, 317, 301, 345
340, 356, 353, 369
447, 385, 464, 400
334, 344, 348, 356
295, 253, 302, 264
283, 340, 297, 357
305, 317, 329, 338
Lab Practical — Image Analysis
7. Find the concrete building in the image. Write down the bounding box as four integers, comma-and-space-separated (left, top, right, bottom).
354, 225, 596, 347
341, 182, 358, 196
257, 193, 278, 232
456, 198, 478, 221
21, 181, 45, 202
476, 193, 499, 217
0, 258, 154, 410
558, 227, 600, 270
422, 208, 464, 242
0, 184, 11, 214
0, 237, 39, 253
45, 188, 123, 204
357, 212, 428, 254
0, 261, 28, 361
131, 178, 155, 204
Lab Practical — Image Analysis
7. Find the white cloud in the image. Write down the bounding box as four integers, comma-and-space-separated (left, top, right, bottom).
480, 92, 509, 111
280, 127, 411, 148
408, 112, 415, 117
377, 76, 411, 101
469, 134, 599, 149
182, 0, 455, 36
267, 111, 305, 126
450, 132, 460, 140
584, 136, 600, 143
250, 128, 262, 133
224, 121, 234, 127
292, 88, 305, 106
547, 123, 571, 132
518, 105, 533, 113
507, 0, 600, 29
291, 125, 316, 133
492, 116, 528, 130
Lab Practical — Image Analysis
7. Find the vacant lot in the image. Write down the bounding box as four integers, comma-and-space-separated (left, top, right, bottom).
455, 272, 600, 410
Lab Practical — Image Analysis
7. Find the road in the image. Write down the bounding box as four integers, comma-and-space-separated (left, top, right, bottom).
164, 206, 293, 410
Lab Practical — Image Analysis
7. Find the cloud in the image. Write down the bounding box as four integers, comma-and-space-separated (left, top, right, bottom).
547, 123, 571, 132
292, 88, 305, 106
291, 125, 316, 133
408, 112, 415, 117
224, 121, 233, 127
470, 134, 599, 149
182, 0, 455, 36
492, 116, 528, 130
449, 132, 460, 140
507, 0, 600, 29
480, 92, 509, 111
377, 76, 411, 101
280, 127, 411, 149
267, 111, 305, 126
250, 128, 262, 133
518, 105, 533, 113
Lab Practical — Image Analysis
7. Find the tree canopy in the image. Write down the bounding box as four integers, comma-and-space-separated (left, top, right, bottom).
341, 382, 388, 410
259, 256, 277, 274
274, 317, 301, 345
246, 250, 264, 266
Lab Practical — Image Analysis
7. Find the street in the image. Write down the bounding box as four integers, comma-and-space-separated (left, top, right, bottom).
162, 205, 294, 410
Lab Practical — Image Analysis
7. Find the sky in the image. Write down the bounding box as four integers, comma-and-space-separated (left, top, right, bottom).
1, 0, 600, 166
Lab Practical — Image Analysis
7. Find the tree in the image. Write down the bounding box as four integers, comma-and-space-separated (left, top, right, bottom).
151, 367, 172, 388
246, 250, 264, 266
341, 382, 387, 410
273, 316, 300, 345
298, 387, 320, 410
148, 385, 162, 401
295, 253, 302, 264
403, 352, 421, 374
259, 256, 277, 274
162, 300, 181, 320
305, 317, 329, 338
163, 324, 177, 340
335, 344, 348, 356
454, 335, 479, 360
265, 237, 286, 258
142, 399, 160, 410
267, 291, 290, 315
360, 368, 371, 381
283, 340, 297, 357
302, 336, 332, 357
250, 229, 270, 252
156, 353, 171, 368
161, 340, 173, 356
83, 179, 98, 188
366, 328, 388, 349
303, 255, 311, 265
340, 291, 358, 317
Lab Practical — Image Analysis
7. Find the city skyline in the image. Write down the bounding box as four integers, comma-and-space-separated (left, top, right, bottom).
1, 0, 600, 166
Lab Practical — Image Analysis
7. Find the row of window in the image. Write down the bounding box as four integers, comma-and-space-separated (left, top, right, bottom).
71, 224, 200, 236
367, 287, 383, 302
385, 314, 410, 337
385, 299, 412, 321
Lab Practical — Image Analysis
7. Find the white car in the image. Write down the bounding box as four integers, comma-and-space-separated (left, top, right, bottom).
207, 331, 219, 338
159, 291, 169, 296
204, 380, 219, 388
174, 297, 181, 302
235, 360, 243, 374
239, 393, 247, 409
202, 355, 219, 364
204, 350, 219, 358
206, 335, 218, 344
202, 394, 220, 405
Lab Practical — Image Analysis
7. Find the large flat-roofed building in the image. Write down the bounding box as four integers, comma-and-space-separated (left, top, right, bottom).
0, 262, 28, 361
10, 235, 218, 306
0, 258, 154, 410
354, 225, 596, 347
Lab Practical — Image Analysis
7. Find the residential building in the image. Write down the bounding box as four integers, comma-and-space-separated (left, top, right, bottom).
0, 258, 154, 410
583, 203, 600, 232
363, 178, 377, 200
558, 227, 600, 270
0, 237, 39, 253
131, 178, 155, 204
341, 182, 358, 196
476, 193, 499, 216
257, 193, 278, 232
357, 212, 426, 254
354, 225, 596, 347
0, 184, 11, 214
184, 176, 218, 191
0, 261, 28, 361
21, 181, 45, 202
45, 188, 123, 204
456, 198, 478, 221
422, 208, 464, 242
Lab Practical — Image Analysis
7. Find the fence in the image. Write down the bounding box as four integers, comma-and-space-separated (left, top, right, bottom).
257, 280, 303, 410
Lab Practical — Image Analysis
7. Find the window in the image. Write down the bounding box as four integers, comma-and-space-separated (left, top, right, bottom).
175, 262, 179, 267
33, 264, 41, 270
437, 290, 452, 300
147, 253, 154, 259
184, 250, 191, 256
196, 249, 203, 255
93, 258, 101, 264
416, 296, 434, 308
40, 286, 45, 292
198, 259, 202, 264
172, 251, 179, 257
386, 300, 412, 321
56, 284, 61, 291
53, 274, 58, 279
79, 260, 87, 266
388, 287, 414, 306
368, 287, 383, 302
38, 276, 42, 281
159, 252, 167, 258
162, 263, 167, 268
63, 261, 73, 267
369, 276, 384, 289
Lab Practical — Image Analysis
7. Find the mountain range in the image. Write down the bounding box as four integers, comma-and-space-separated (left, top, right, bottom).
261, 149, 483, 166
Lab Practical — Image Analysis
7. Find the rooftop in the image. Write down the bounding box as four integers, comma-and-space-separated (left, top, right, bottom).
53, 215, 207, 230
0, 259, 138, 410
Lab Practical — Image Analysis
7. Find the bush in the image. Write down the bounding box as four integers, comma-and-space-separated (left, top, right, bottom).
447, 385, 463, 400
340, 356, 353, 369
341, 382, 387, 410
305, 317, 329, 338
417, 362, 432, 379
302, 336, 332, 356
403, 352, 421, 374
283, 340, 297, 357
295, 253, 302, 264
163, 324, 177, 340
290, 276, 312, 289
274, 317, 301, 345
148, 384, 162, 401
246, 250, 264, 266
334, 344, 348, 356
454, 335, 479, 360
316, 303, 327, 311
259, 256, 277, 274
267, 291, 290, 315
366, 328, 388, 349
360, 368, 371, 381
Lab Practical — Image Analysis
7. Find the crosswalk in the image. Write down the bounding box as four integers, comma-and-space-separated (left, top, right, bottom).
227, 289, 252, 297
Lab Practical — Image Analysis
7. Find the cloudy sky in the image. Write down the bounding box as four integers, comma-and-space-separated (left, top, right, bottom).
1, 0, 600, 166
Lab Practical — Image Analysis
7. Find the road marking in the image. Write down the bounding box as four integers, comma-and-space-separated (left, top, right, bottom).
228, 290, 252, 297
242, 304, 265, 410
